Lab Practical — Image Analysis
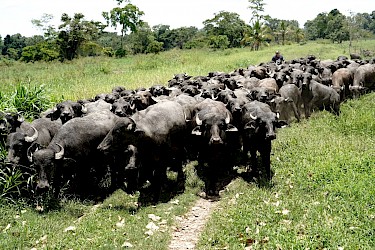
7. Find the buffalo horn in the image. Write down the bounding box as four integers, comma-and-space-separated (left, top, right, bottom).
81, 105, 88, 113
55, 143, 65, 160
225, 112, 231, 124
25, 126, 38, 143
250, 113, 257, 120
196, 114, 202, 126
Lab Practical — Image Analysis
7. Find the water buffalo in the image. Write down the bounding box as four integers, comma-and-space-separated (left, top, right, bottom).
350, 63, 375, 98
49, 100, 87, 124
98, 100, 187, 201
0, 111, 24, 142
111, 97, 134, 117
191, 99, 240, 196
331, 68, 353, 101
241, 101, 287, 179
301, 72, 341, 118
131, 90, 157, 111
29, 110, 119, 196
269, 84, 301, 123
6, 118, 62, 167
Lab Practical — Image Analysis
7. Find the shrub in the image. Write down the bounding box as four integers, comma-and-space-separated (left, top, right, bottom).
10, 83, 51, 120
115, 48, 127, 58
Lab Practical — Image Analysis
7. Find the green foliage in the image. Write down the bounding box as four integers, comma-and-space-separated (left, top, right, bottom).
203, 11, 248, 48
78, 41, 103, 57
102, 3, 144, 47
0, 164, 24, 202
115, 48, 127, 57
57, 13, 104, 61
146, 40, 163, 54
5, 83, 51, 120
21, 42, 59, 63
2, 34, 26, 60
208, 35, 230, 50
102, 47, 114, 57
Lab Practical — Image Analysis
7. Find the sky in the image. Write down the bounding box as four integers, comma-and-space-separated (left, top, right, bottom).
1, 0, 375, 38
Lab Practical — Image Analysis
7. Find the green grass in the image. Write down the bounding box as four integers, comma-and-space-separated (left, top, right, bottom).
198, 93, 375, 249
1, 39, 374, 102
0, 40, 374, 249
0, 163, 204, 249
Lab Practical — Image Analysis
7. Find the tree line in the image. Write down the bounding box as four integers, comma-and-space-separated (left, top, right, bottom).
1, 0, 375, 63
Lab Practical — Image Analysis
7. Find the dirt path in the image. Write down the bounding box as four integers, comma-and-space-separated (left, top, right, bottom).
168, 197, 218, 250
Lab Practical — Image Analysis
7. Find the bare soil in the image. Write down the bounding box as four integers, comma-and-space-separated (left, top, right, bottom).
168, 197, 218, 250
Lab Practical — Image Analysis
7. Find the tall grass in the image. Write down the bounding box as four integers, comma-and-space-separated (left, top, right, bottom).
1, 40, 374, 102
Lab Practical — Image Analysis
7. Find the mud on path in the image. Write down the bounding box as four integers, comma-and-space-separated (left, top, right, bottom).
168, 197, 218, 250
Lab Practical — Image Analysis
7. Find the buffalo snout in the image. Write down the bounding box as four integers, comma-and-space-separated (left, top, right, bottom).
209, 136, 223, 145
36, 180, 50, 193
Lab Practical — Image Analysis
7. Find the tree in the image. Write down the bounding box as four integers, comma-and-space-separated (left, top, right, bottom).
248, 0, 266, 24
304, 13, 329, 40
203, 11, 247, 48
102, 3, 144, 48
2, 34, 26, 60
0, 36, 3, 54
326, 9, 349, 43
126, 23, 156, 54
208, 35, 230, 50
169, 27, 199, 49
57, 13, 104, 61
242, 20, 270, 50
245, 0, 270, 50
31, 13, 57, 40
152, 24, 174, 50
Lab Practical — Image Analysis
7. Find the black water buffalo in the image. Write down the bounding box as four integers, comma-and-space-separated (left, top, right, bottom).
49, 100, 87, 124
241, 101, 287, 179
98, 100, 187, 201
111, 97, 134, 117
350, 53, 362, 60
301, 72, 341, 118
131, 90, 157, 111
191, 99, 240, 196
29, 110, 119, 196
149, 84, 169, 97
6, 118, 62, 167
0, 111, 24, 142
269, 84, 301, 123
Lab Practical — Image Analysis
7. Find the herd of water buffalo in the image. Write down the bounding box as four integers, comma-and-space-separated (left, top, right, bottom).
1, 53, 374, 202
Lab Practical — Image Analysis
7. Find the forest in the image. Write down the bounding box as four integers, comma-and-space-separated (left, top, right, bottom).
1, 0, 375, 63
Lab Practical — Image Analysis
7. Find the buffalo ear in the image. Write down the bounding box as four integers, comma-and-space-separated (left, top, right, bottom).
50, 107, 60, 121
276, 120, 288, 128
191, 126, 202, 136
225, 124, 238, 132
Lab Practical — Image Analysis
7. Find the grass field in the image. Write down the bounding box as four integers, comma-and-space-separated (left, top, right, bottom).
0, 40, 374, 249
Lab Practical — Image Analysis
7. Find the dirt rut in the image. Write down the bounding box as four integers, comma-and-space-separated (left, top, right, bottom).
168, 197, 218, 250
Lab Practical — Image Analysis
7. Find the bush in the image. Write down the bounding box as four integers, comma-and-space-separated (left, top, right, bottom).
10, 83, 51, 120
209, 35, 230, 50
115, 48, 127, 58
